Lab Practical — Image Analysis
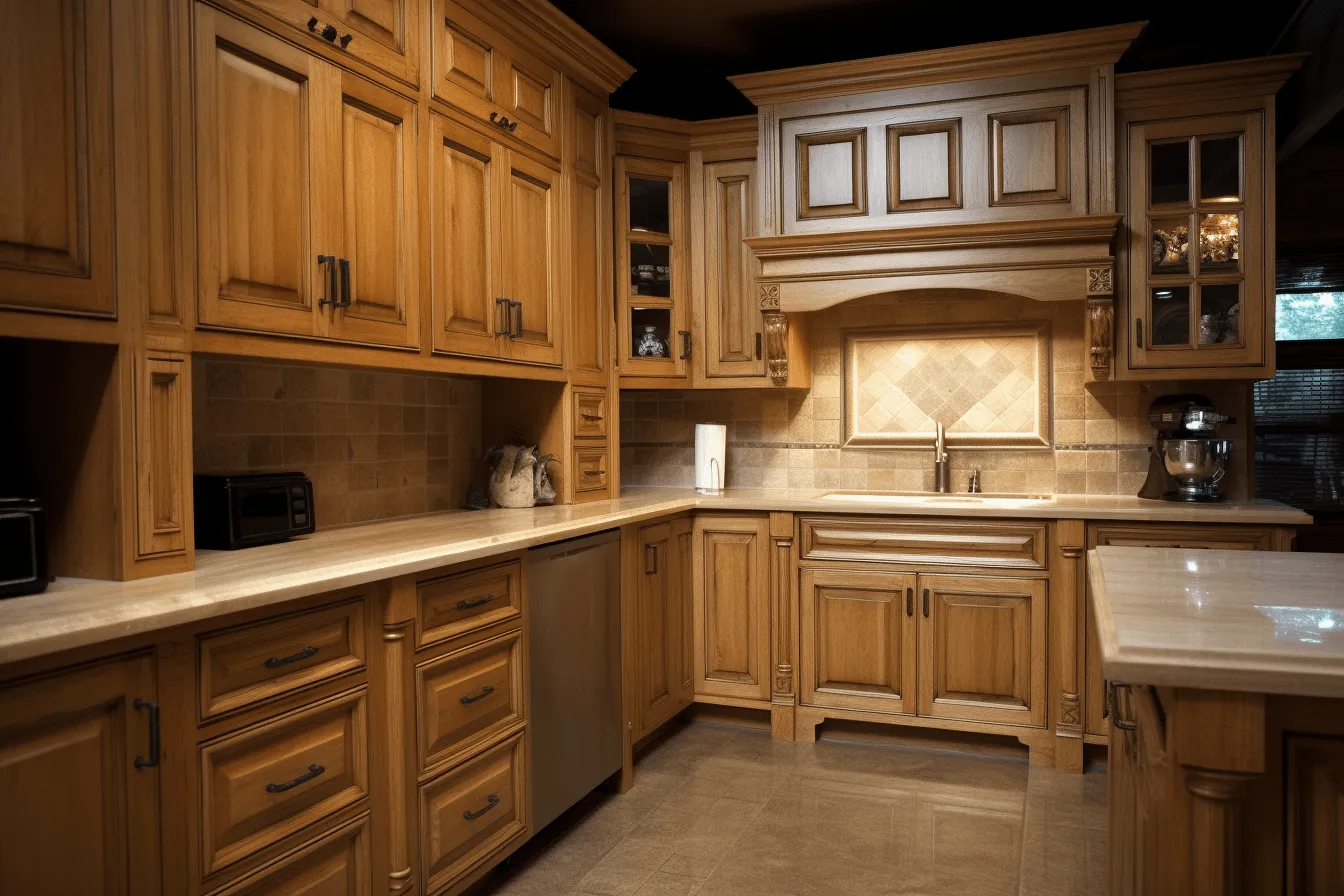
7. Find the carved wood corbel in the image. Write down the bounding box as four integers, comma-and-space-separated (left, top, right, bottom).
1086, 266, 1115, 380
759, 283, 790, 387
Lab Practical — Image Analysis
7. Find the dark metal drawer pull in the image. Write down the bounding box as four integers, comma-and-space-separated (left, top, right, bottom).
460, 685, 495, 705
581, 413, 604, 422
922, 588, 930, 618
463, 793, 501, 821
265, 645, 319, 669
266, 763, 325, 793
905, 587, 913, 617
456, 593, 499, 611
1109, 683, 1138, 731
133, 699, 160, 770
583, 469, 606, 477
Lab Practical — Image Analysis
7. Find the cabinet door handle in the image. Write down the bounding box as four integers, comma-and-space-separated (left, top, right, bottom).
456, 593, 498, 611
463, 793, 500, 821
1108, 683, 1138, 731
307, 17, 338, 43
755, 332, 762, 360
905, 587, 913, 617
338, 258, 352, 308
338, 32, 353, 49
318, 255, 338, 307
495, 297, 511, 336
507, 300, 523, 339
581, 413, 604, 422
460, 685, 495, 705
1135, 318, 1143, 349
266, 763, 325, 793
133, 699, 159, 770
583, 469, 606, 477
922, 588, 930, 618
679, 330, 691, 360
644, 544, 657, 575
265, 645, 318, 669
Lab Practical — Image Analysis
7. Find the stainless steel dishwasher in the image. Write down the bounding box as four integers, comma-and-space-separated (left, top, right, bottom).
526, 529, 622, 832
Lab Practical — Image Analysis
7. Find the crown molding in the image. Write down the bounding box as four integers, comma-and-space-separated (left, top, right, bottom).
614, 111, 759, 156
729, 22, 1146, 107
1116, 54, 1307, 110
485, 0, 634, 95
746, 214, 1122, 312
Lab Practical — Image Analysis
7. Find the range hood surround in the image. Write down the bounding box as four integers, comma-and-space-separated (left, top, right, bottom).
747, 214, 1122, 313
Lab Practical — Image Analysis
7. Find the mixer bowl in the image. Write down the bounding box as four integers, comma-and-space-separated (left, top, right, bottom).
1160, 438, 1231, 487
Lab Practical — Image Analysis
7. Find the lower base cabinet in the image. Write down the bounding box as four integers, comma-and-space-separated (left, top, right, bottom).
0, 654, 161, 896
214, 815, 371, 896
629, 516, 693, 741
692, 513, 772, 704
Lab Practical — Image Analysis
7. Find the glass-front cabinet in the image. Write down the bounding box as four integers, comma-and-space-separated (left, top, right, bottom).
1125, 112, 1267, 373
617, 157, 689, 380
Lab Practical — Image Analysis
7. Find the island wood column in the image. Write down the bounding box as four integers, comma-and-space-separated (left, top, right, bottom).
769, 512, 799, 740
1051, 520, 1086, 772
373, 580, 418, 895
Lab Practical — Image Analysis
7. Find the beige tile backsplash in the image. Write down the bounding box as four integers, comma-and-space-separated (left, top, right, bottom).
621, 290, 1251, 497
193, 358, 483, 528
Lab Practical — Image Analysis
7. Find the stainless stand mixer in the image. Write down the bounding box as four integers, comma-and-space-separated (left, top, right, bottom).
1139, 395, 1235, 502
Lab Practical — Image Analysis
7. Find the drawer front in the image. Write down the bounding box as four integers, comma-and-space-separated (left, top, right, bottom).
573, 446, 609, 494
213, 814, 370, 896
800, 516, 1047, 569
199, 599, 367, 721
201, 689, 369, 877
417, 630, 524, 773
417, 560, 523, 648
1089, 524, 1276, 552
572, 389, 609, 439
432, 0, 558, 159
420, 732, 527, 894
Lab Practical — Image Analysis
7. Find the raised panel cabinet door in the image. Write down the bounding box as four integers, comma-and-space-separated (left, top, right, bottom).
800, 568, 918, 715
704, 160, 764, 378
671, 517, 695, 703
329, 72, 419, 348
568, 86, 610, 380
0, 654, 160, 895
428, 113, 505, 359
135, 353, 191, 558
0, 0, 116, 316
635, 522, 676, 737
1286, 736, 1344, 896
692, 514, 772, 703
916, 574, 1046, 727
501, 150, 562, 366
237, 0, 419, 87
195, 5, 338, 338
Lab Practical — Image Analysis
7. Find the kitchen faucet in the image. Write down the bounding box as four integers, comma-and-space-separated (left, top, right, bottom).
934, 423, 950, 493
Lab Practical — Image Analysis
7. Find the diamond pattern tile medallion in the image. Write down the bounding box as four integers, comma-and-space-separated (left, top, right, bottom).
844, 324, 1051, 448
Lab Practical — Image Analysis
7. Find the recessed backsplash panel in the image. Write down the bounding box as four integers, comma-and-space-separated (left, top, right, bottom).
845, 323, 1050, 448
192, 358, 483, 528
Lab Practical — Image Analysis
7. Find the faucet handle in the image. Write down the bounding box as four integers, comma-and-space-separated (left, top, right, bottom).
967, 469, 981, 494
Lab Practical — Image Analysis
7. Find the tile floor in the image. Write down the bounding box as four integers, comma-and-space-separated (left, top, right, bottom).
469, 721, 1107, 896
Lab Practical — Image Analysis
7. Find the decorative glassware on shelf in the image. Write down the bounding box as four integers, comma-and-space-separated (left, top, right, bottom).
629, 242, 671, 298
1199, 284, 1240, 345
1151, 218, 1190, 273
630, 307, 671, 360
636, 326, 667, 358
1199, 213, 1240, 270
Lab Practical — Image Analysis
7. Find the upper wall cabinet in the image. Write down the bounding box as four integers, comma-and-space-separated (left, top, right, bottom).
239, 0, 421, 87
567, 86, 612, 383
1115, 57, 1302, 380
0, 0, 116, 318
702, 159, 764, 379
194, 6, 419, 349
432, 0, 560, 160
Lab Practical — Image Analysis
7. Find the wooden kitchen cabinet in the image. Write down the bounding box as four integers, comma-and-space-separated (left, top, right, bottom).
617, 156, 690, 382
917, 574, 1046, 728
702, 159, 764, 380
238, 0, 420, 88
630, 517, 693, 739
428, 112, 562, 365
0, 654, 161, 895
692, 514, 771, 704
195, 6, 419, 348
0, 0, 116, 318
567, 85, 613, 383
800, 568, 917, 715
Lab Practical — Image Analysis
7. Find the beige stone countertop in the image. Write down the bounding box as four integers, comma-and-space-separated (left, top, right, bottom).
0, 488, 1308, 666
1089, 547, 1344, 698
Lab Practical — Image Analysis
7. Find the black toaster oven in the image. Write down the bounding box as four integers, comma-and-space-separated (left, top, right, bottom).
0, 497, 47, 598
193, 473, 315, 550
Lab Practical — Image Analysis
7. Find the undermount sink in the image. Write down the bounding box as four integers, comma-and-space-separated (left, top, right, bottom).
819, 492, 1055, 508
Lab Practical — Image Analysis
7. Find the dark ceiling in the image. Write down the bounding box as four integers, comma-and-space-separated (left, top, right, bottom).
553, 0, 1305, 120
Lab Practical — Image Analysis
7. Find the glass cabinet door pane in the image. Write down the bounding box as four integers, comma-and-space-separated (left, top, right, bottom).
629, 177, 671, 234
630, 307, 672, 359
1151, 286, 1191, 346
1150, 217, 1190, 274
1199, 137, 1241, 203
1199, 283, 1241, 345
1149, 141, 1190, 206
1198, 213, 1240, 271
629, 242, 671, 297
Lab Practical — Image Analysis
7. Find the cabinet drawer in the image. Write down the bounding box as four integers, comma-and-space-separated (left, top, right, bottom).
199, 599, 367, 721
212, 814, 370, 896
419, 731, 527, 895
573, 446, 610, 493
417, 559, 523, 648
237, 1, 420, 88
573, 389, 609, 439
417, 631, 524, 773
800, 516, 1047, 570
432, 0, 558, 159
200, 689, 369, 877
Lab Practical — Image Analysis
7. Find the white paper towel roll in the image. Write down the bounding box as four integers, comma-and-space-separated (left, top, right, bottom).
695, 423, 727, 494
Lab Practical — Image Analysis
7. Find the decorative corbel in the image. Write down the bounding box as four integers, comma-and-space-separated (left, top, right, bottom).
759, 283, 789, 386
1086, 266, 1114, 381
